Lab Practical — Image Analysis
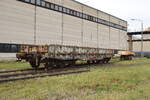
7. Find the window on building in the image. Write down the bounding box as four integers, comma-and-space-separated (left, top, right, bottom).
55, 5, 59, 11
85, 14, 88, 19
77, 12, 80, 17
123, 27, 127, 31
63, 7, 66, 13
83, 14, 86, 19
36, 0, 41, 5
113, 24, 117, 28
73, 11, 77, 16
93, 17, 96, 22
50, 3, 55, 10
118, 25, 122, 29
70, 10, 74, 15
3, 44, 11, 53
110, 22, 114, 27
0, 44, 3, 52
30, 0, 35, 4
25, 0, 30, 3
58, 6, 62, 12
79, 13, 83, 18
98, 18, 102, 23
11, 45, 18, 52
87, 15, 90, 20
0, 43, 20, 53
101, 20, 107, 25
66, 8, 70, 14
46, 2, 50, 8
41, 1, 45, 7
88, 15, 93, 21
95, 18, 98, 22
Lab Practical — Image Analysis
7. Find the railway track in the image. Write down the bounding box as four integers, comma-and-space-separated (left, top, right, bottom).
0, 66, 90, 84
0, 61, 117, 84
1, 58, 149, 84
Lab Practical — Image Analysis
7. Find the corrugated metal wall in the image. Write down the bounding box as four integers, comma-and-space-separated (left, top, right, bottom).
133, 34, 150, 52
0, 0, 128, 51
0, 0, 35, 44
36, 7, 62, 45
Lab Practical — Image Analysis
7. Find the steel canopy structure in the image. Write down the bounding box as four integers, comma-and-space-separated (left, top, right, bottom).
128, 31, 150, 55
128, 31, 150, 35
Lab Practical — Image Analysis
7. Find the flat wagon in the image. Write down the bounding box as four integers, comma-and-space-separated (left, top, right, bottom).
17, 44, 114, 69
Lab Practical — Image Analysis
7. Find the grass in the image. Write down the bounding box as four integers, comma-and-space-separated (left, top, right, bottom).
0, 58, 150, 100
112, 58, 150, 65
0, 61, 31, 71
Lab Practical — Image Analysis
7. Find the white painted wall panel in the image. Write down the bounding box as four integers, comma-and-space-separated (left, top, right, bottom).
133, 42, 150, 52
98, 24, 110, 49
120, 20, 127, 27
0, 0, 127, 51
110, 16, 119, 24
133, 42, 141, 52
98, 11, 109, 22
36, 7, 62, 45
83, 21, 98, 48
83, 6, 97, 17
121, 31, 128, 50
143, 34, 150, 39
63, 0, 82, 12
63, 15, 82, 46
110, 28, 120, 49
143, 42, 150, 52
0, 53, 16, 60
0, 0, 35, 44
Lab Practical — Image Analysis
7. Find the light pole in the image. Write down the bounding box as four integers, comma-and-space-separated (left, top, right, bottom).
131, 19, 144, 57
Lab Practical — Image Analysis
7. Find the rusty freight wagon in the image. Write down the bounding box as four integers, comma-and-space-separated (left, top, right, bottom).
17, 45, 114, 69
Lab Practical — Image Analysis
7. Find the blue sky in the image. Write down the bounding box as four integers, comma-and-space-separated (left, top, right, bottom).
76, 0, 150, 32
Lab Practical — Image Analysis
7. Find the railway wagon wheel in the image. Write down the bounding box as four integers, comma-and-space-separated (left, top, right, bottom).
29, 55, 41, 69
44, 59, 68, 69
66, 60, 76, 67
105, 57, 111, 63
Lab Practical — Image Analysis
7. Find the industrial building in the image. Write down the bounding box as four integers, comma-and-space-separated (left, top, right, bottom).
128, 31, 150, 57
0, 0, 128, 59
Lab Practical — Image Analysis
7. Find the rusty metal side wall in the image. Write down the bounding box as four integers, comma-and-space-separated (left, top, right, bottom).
20, 45, 48, 53
48, 45, 114, 60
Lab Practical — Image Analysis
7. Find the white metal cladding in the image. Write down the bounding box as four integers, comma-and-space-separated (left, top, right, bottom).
110, 16, 119, 25
83, 5, 97, 17
122, 31, 128, 50
110, 27, 120, 49
63, 0, 82, 12
0, 0, 128, 52
120, 20, 127, 27
143, 34, 150, 39
63, 14, 82, 46
133, 42, 141, 52
83, 20, 98, 48
143, 42, 150, 52
133, 42, 150, 52
0, 0, 35, 44
98, 25, 110, 49
36, 7, 62, 45
0, 53, 16, 60
119, 30, 124, 50
98, 11, 110, 22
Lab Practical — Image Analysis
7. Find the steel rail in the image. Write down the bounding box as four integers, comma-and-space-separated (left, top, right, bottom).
0, 69, 90, 84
